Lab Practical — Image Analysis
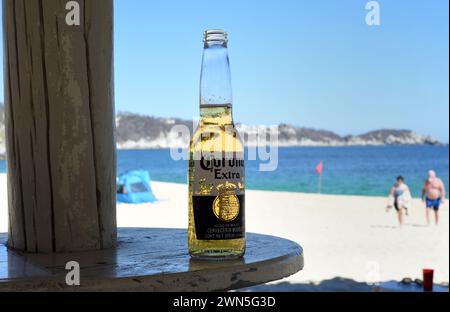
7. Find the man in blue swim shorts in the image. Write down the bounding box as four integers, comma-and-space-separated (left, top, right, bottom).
422, 170, 446, 225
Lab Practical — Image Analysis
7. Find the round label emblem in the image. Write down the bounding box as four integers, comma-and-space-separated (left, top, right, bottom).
213, 194, 240, 222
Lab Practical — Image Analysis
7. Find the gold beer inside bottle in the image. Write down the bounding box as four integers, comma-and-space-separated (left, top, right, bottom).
188, 104, 245, 259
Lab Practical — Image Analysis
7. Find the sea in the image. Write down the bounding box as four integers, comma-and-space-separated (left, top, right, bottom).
1, 145, 448, 197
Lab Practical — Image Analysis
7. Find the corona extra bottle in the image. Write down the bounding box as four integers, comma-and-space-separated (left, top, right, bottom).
188, 30, 245, 259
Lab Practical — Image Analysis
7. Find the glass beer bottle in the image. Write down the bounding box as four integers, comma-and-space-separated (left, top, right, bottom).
188, 30, 245, 259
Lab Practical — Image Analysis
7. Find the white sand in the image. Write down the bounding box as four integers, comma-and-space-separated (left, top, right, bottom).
1, 173, 448, 288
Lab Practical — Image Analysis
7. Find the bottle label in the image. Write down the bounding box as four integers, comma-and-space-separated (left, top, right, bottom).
191, 151, 245, 240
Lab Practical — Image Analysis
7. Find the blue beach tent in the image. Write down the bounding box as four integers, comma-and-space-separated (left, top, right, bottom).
117, 170, 157, 204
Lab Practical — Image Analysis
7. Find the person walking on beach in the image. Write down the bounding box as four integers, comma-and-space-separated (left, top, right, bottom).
422, 170, 446, 226
387, 176, 412, 228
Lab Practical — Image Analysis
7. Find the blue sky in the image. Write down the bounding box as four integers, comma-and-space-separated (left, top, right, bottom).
0, 1, 448, 142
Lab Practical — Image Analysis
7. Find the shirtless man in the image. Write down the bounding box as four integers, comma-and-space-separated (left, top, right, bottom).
422, 170, 446, 225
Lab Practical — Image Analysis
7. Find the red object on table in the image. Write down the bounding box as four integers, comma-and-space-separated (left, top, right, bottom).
423, 269, 434, 291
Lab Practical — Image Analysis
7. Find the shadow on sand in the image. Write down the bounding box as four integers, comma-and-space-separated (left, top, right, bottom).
238, 277, 374, 292
239, 278, 450, 292
370, 223, 430, 229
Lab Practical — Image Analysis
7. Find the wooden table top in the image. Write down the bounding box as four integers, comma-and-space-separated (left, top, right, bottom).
0, 228, 303, 292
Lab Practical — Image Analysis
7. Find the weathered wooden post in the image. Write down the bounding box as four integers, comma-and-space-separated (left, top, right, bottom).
3, 0, 116, 253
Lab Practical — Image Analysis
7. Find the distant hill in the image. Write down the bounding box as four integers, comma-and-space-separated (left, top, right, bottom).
0, 106, 443, 158
116, 112, 193, 149
116, 112, 441, 149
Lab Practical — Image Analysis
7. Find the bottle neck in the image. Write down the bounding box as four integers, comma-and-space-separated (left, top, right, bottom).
200, 39, 233, 107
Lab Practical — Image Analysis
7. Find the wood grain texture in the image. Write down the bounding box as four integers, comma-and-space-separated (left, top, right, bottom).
2, 0, 116, 253
0, 229, 304, 292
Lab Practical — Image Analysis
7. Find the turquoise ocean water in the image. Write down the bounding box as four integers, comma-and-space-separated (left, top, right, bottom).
1, 145, 448, 197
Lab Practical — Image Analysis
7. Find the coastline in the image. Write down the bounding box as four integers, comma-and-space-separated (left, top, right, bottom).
1, 173, 448, 290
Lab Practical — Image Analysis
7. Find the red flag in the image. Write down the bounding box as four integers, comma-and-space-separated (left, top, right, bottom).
315, 161, 323, 175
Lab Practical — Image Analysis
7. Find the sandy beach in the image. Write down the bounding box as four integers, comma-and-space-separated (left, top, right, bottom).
0, 173, 448, 290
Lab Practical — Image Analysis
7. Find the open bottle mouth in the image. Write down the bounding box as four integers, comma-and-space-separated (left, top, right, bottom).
204, 29, 228, 46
